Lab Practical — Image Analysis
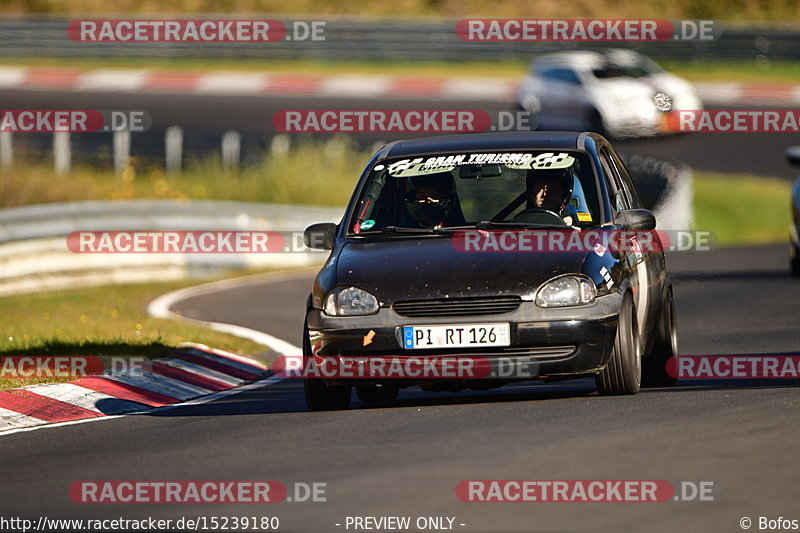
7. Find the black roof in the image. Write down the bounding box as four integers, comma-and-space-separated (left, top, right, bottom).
384, 131, 591, 158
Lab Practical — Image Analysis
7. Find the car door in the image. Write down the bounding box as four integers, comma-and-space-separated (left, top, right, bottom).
597, 146, 655, 348
604, 146, 665, 348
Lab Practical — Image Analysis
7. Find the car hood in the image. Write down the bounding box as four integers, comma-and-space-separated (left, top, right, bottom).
336, 236, 590, 304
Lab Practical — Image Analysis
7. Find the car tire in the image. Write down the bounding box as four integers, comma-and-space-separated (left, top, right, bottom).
790, 244, 800, 277
641, 288, 679, 387
302, 322, 351, 411
587, 109, 608, 138
596, 293, 641, 395
516, 97, 541, 131
356, 384, 400, 403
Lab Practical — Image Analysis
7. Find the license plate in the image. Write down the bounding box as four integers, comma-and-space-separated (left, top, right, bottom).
402, 323, 510, 349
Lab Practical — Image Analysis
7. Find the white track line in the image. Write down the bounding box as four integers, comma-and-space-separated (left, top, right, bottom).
148, 270, 311, 357
182, 343, 269, 370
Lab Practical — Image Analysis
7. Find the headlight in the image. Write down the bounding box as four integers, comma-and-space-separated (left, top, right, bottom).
535, 276, 596, 308
324, 287, 379, 316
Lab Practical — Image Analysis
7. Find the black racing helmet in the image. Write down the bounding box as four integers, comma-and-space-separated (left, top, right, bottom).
404, 172, 457, 227
525, 168, 574, 213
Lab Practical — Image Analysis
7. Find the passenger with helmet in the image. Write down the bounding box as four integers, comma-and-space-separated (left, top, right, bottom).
402, 172, 466, 228
524, 168, 575, 226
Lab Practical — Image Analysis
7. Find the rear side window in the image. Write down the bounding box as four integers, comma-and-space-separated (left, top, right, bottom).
536, 67, 582, 85
607, 149, 641, 208
598, 149, 629, 214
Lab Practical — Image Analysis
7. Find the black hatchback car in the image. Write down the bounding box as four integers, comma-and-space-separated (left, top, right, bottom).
302, 132, 678, 410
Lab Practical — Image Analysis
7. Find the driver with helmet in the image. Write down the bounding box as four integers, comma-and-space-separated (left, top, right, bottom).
403, 172, 465, 228
525, 168, 575, 226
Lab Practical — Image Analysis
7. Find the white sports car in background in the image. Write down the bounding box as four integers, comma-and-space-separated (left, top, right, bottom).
516, 49, 703, 138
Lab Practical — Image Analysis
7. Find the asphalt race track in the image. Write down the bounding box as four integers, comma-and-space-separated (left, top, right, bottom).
2, 87, 799, 179
2, 84, 800, 531
2, 244, 799, 532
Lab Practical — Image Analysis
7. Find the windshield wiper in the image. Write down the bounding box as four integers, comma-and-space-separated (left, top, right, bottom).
473, 221, 570, 230
357, 226, 447, 235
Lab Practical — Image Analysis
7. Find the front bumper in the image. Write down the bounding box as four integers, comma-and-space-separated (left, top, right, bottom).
305, 293, 622, 386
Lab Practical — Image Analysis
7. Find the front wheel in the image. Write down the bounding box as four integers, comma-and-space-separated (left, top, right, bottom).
790, 243, 800, 277
304, 379, 352, 411
587, 109, 608, 138
302, 322, 351, 411
641, 288, 679, 387
356, 384, 400, 403
596, 293, 640, 395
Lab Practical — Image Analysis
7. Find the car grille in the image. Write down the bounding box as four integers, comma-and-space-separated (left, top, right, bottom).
393, 296, 521, 317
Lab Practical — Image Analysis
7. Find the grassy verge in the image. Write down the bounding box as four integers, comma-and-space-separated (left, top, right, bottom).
692, 171, 792, 245
0, 137, 368, 208
0, 277, 276, 390
4, 57, 800, 84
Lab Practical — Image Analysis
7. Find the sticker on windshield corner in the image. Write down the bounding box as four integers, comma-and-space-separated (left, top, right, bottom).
359, 219, 376, 230
530, 152, 576, 170
576, 211, 592, 222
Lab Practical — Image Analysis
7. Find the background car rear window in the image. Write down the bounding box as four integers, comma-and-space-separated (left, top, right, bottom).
536, 67, 583, 85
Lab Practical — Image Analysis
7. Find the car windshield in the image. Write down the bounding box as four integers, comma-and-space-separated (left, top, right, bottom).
348, 150, 602, 234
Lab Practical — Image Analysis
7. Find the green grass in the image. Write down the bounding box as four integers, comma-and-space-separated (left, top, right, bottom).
0, 278, 277, 389
5, 56, 800, 84
692, 171, 792, 245
0, 137, 368, 208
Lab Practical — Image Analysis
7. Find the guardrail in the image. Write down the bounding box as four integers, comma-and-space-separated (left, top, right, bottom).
0, 17, 798, 61
0, 200, 342, 297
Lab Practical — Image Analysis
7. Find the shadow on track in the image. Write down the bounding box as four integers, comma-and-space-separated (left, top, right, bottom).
142, 377, 605, 418
139, 349, 800, 418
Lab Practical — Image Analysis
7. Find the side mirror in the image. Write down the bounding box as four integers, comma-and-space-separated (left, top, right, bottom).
303, 223, 337, 250
786, 146, 800, 167
615, 209, 656, 231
